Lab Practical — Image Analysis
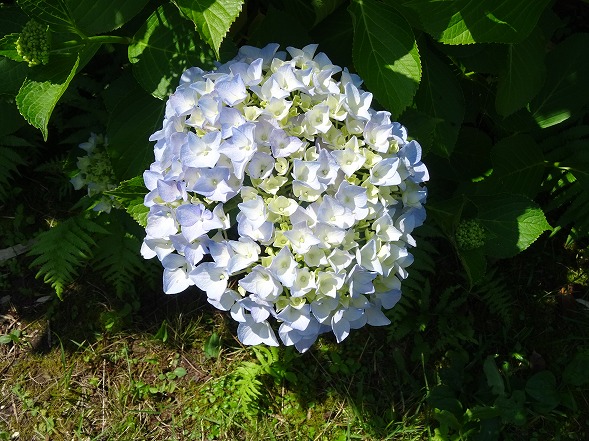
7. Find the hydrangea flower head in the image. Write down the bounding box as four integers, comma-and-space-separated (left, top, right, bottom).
142, 44, 429, 352
70, 133, 119, 213
456, 219, 486, 251
16, 20, 50, 67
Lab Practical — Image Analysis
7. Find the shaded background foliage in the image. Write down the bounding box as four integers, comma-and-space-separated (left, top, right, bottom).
1, 0, 589, 439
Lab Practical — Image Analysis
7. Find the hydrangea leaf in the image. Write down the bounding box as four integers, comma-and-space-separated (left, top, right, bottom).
173, 0, 245, 59
311, 0, 346, 25
487, 135, 544, 199
412, 46, 464, 157
15, 44, 99, 140
496, 28, 546, 117
247, 4, 311, 49
0, 34, 24, 62
349, 0, 421, 116
473, 194, 551, 258
128, 4, 216, 99
104, 176, 149, 227
530, 33, 589, 128
106, 84, 164, 180
0, 60, 36, 98
406, 0, 552, 44
0, 98, 26, 137
64, 0, 150, 36
16, 0, 77, 31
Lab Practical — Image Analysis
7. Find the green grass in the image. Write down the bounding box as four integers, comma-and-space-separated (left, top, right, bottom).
1, 219, 589, 441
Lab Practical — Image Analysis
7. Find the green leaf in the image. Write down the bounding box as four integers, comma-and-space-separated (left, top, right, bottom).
427, 385, 462, 416
412, 46, 464, 157
15, 43, 98, 140
0, 4, 29, 36
486, 134, 544, 198
563, 350, 589, 387
525, 371, 560, 412
449, 127, 493, 183
128, 4, 216, 99
173, 0, 244, 59
106, 84, 164, 180
496, 390, 526, 426
64, 0, 150, 36
247, 4, 311, 49
204, 332, 221, 358
310, 3, 353, 68
311, 0, 347, 25
104, 176, 149, 227
496, 28, 546, 117
0, 33, 24, 62
474, 194, 551, 258
0, 97, 26, 137
530, 33, 589, 128
349, 0, 421, 116
406, 0, 552, 44
17, 55, 79, 140
173, 367, 187, 377
17, 0, 77, 31
0, 58, 28, 96
483, 356, 505, 396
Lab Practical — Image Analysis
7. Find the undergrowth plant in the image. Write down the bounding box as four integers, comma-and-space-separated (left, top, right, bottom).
1, 0, 589, 439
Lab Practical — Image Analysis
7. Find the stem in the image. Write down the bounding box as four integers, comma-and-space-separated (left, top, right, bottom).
52, 35, 131, 53
85, 35, 132, 45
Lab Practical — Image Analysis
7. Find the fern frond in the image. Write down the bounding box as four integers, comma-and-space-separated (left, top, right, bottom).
473, 269, 513, 325
0, 145, 26, 201
28, 215, 107, 298
232, 361, 265, 414
90, 212, 151, 297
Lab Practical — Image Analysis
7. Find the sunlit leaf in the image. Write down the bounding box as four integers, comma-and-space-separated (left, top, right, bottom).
128, 4, 216, 99
173, 0, 244, 59
349, 0, 421, 116
406, 0, 552, 44
65, 0, 150, 36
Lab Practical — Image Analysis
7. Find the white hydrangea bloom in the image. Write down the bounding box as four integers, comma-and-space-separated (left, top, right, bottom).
142, 44, 429, 352
70, 133, 119, 213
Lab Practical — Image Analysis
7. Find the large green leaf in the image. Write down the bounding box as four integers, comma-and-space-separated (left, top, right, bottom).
173, 0, 244, 59
16, 55, 79, 140
530, 33, 589, 128
349, 0, 421, 117
495, 28, 546, 117
406, 0, 552, 44
412, 46, 464, 157
15, 43, 99, 140
0, 34, 24, 62
64, 0, 150, 36
106, 84, 164, 180
105, 176, 149, 227
17, 0, 78, 32
0, 58, 28, 96
310, 3, 353, 68
473, 194, 551, 258
128, 4, 216, 99
0, 5, 29, 36
484, 135, 544, 198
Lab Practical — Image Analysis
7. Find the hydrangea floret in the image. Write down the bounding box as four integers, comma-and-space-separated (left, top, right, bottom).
16, 19, 50, 67
141, 44, 429, 352
70, 133, 119, 213
455, 219, 486, 250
